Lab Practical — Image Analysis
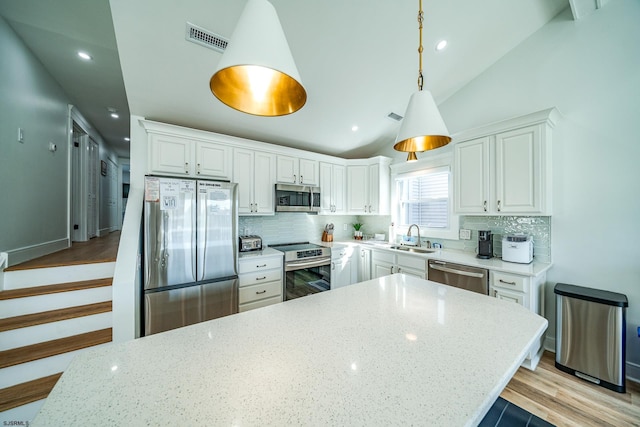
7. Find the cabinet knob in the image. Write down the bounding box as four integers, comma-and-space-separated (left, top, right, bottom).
493, 289, 498, 297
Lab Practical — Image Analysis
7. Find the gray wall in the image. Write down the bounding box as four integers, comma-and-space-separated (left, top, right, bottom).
386, 2, 640, 373
0, 16, 70, 256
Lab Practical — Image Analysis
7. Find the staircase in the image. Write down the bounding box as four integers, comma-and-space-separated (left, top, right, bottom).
0, 261, 114, 424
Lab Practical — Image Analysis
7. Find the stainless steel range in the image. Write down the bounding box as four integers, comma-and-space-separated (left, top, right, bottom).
270, 242, 331, 301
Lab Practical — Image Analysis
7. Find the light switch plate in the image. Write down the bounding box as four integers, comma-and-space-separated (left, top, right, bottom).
459, 229, 471, 240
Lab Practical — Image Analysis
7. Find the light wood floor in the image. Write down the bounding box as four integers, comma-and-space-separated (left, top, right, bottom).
502, 351, 640, 426
5, 231, 120, 271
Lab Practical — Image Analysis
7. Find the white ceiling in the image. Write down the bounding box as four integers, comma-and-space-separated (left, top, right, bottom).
1, 0, 569, 159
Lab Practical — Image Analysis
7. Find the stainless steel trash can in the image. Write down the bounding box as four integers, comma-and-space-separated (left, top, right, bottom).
554, 283, 628, 393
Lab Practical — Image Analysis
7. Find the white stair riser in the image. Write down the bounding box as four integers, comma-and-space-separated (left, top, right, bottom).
4, 262, 115, 289
0, 312, 113, 351
0, 399, 45, 424
0, 287, 112, 319
0, 343, 111, 389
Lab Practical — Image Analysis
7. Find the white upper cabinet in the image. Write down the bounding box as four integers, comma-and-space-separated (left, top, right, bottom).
320, 162, 346, 213
276, 155, 319, 186
453, 108, 558, 216
346, 157, 390, 215
234, 148, 276, 215
148, 133, 232, 180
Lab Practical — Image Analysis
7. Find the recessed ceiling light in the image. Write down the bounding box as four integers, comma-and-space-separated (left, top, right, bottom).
111, 113, 119, 119
435, 40, 448, 51
124, 137, 130, 142
351, 125, 359, 132
77, 51, 92, 60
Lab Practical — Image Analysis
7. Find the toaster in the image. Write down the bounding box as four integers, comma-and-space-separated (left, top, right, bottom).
502, 235, 533, 264
239, 235, 262, 252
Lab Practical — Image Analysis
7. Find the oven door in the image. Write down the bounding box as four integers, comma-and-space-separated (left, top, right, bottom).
284, 257, 331, 300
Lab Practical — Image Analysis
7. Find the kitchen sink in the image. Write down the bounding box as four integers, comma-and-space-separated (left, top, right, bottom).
389, 245, 436, 254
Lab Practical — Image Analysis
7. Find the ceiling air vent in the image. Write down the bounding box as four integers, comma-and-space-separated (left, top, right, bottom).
185, 22, 228, 53
387, 112, 403, 121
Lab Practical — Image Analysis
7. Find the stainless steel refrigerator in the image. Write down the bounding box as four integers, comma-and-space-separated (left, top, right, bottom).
143, 176, 238, 335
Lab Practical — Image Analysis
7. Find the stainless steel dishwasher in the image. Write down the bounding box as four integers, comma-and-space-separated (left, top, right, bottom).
427, 260, 489, 295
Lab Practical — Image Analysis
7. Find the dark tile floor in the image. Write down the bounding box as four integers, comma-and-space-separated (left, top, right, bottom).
480, 397, 554, 427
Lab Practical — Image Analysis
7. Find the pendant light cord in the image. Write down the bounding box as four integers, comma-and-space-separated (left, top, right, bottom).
417, 0, 424, 91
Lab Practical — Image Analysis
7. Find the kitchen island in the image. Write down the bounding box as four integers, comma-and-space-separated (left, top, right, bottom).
33, 275, 547, 426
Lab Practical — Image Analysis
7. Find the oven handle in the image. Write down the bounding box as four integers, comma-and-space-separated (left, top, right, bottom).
285, 258, 330, 272
428, 263, 485, 278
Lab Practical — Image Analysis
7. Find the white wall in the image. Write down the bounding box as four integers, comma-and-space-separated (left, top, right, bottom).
436, 1, 640, 374
0, 16, 70, 263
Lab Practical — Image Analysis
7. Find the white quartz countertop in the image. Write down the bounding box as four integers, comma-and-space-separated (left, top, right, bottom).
322, 240, 552, 277
238, 246, 283, 259
34, 275, 547, 427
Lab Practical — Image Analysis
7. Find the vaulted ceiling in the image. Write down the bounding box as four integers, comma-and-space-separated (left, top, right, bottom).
1, 0, 573, 159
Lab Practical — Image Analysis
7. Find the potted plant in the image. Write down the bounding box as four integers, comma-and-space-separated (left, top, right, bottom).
353, 223, 363, 240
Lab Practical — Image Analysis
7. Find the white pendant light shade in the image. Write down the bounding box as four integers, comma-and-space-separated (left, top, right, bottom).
394, 90, 451, 153
210, 0, 306, 116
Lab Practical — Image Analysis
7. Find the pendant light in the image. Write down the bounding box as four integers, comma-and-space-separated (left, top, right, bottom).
210, 0, 307, 116
394, 0, 451, 161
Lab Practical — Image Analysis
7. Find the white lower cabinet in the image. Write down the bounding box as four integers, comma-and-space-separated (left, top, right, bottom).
358, 247, 372, 282
238, 252, 283, 312
371, 250, 426, 279
331, 246, 357, 289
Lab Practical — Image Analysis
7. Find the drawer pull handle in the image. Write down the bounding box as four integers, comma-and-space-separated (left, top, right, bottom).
499, 279, 517, 285
256, 264, 267, 268
256, 276, 267, 281
256, 290, 267, 294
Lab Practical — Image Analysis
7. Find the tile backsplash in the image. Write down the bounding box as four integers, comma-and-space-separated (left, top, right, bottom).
240, 214, 551, 263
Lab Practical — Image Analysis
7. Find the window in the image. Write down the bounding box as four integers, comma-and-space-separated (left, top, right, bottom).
396, 168, 449, 229
390, 153, 459, 240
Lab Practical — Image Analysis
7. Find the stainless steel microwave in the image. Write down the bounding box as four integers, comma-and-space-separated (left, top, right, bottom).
275, 183, 320, 213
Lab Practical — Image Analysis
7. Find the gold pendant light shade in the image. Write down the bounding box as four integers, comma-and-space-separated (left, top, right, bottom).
394, 90, 451, 153
210, 0, 306, 116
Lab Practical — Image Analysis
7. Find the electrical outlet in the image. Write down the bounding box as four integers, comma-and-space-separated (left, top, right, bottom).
459, 229, 471, 240
343, 223, 347, 231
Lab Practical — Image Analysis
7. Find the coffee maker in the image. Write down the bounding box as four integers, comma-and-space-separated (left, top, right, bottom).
477, 230, 493, 259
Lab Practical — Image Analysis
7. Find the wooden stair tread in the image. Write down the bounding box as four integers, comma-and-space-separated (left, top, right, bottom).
0, 301, 112, 332
0, 372, 62, 412
0, 328, 112, 369
0, 278, 112, 300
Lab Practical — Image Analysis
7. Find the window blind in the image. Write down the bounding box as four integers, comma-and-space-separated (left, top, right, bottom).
396, 170, 449, 229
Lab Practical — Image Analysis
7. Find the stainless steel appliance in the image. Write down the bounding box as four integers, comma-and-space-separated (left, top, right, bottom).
270, 242, 331, 300
427, 260, 489, 295
239, 235, 262, 252
143, 176, 239, 335
502, 234, 533, 264
275, 183, 320, 212
477, 230, 493, 259
555, 283, 628, 393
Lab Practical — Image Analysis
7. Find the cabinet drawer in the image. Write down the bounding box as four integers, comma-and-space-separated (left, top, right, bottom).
239, 295, 282, 313
239, 269, 282, 287
491, 286, 528, 307
491, 271, 529, 292
239, 281, 282, 304
239, 256, 282, 274
372, 250, 394, 264
397, 254, 426, 271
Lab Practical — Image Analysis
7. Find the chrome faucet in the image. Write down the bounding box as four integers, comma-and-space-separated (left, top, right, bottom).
406, 224, 421, 247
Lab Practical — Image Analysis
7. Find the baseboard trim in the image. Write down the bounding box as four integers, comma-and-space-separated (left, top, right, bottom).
6, 239, 69, 268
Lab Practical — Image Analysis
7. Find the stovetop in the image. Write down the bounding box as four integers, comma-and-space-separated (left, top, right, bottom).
270, 242, 331, 261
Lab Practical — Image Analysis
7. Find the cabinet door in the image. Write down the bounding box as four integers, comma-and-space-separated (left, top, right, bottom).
495, 125, 542, 213
276, 155, 298, 184
359, 248, 371, 282
196, 142, 232, 179
299, 159, 319, 186
331, 259, 352, 289
332, 164, 346, 213
454, 137, 490, 214
233, 148, 255, 214
396, 267, 426, 279
253, 151, 276, 214
347, 165, 369, 214
149, 134, 192, 176
368, 164, 380, 214
491, 286, 527, 307
319, 162, 333, 212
